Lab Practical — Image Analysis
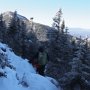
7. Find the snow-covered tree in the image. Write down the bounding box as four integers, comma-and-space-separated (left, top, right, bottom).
52, 9, 62, 32
7, 11, 18, 35
61, 20, 65, 33
59, 37, 90, 90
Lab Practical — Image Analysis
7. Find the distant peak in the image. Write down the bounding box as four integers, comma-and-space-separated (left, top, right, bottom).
2, 11, 28, 21
3, 11, 13, 15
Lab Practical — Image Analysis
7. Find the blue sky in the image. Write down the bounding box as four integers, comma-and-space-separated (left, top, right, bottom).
0, 0, 90, 29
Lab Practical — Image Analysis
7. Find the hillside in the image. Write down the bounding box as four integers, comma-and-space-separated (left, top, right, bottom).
2, 11, 56, 41
0, 11, 59, 61
0, 42, 60, 90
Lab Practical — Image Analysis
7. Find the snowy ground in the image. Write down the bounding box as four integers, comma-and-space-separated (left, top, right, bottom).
0, 42, 61, 90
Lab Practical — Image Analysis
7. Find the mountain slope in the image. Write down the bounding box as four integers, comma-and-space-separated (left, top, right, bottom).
2, 11, 56, 41
0, 42, 60, 90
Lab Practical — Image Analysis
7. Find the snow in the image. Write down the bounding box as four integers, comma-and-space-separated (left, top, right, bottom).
0, 42, 60, 90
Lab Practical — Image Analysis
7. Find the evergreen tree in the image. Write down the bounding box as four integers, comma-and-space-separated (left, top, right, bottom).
7, 11, 20, 48
19, 21, 27, 57
46, 9, 72, 81
59, 37, 90, 90
0, 14, 7, 42
7, 11, 18, 35
52, 9, 62, 32
30, 17, 34, 31
65, 27, 69, 35
61, 20, 65, 33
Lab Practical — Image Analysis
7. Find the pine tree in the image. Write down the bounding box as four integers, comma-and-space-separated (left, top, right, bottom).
19, 21, 27, 57
52, 9, 62, 32
0, 14, 7, 42
46, 9, 72, 80
7, 11, 18, 35
59, 38, 90, 90
61, 20, 65, 33
7, 11, 20, 48
30, 17, 34, 31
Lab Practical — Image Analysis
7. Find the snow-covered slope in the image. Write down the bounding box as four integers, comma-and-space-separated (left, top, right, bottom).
0, 42, 60, 90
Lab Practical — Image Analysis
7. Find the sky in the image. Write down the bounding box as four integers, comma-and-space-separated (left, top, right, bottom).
0, 0, 90, 29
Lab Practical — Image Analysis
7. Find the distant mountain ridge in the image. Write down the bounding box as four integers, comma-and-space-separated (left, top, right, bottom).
69, 28, 90, 38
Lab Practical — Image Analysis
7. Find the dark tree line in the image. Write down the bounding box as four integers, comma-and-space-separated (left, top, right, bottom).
0, 14, 7, 42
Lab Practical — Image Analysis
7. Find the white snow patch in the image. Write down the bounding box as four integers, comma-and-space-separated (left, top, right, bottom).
0, 42, 60, 90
